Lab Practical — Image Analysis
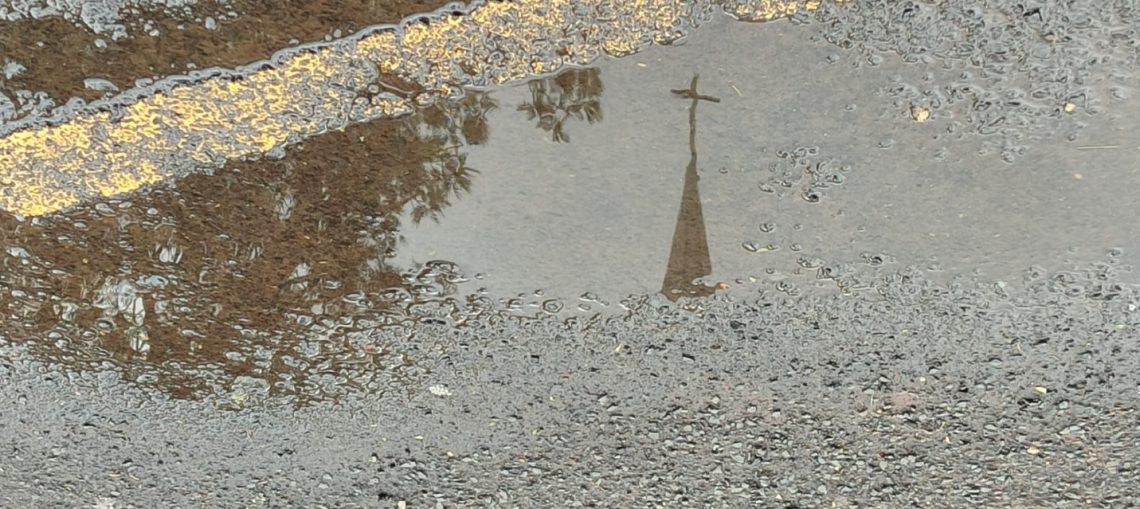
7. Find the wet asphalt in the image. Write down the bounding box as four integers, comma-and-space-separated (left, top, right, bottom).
3, 0, 1140, 507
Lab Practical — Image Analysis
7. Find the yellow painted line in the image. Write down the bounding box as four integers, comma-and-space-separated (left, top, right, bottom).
722, 0, 829, 20
0, 0, 837, 217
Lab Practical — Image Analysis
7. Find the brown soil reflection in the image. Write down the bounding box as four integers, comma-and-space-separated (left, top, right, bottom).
0, 90, 496, 402
0, 0, 451, 106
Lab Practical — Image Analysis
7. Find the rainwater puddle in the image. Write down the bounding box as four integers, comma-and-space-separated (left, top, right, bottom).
395, 13, 1140, 304
1, 4, 1138, 404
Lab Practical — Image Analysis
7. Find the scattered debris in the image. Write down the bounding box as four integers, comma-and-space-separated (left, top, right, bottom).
910, 105, 930, 122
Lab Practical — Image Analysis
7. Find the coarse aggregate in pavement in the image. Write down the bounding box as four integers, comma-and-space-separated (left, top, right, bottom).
2, 260, 1139, 507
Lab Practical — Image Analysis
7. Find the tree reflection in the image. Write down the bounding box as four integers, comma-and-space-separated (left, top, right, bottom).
409, 91, 497, 148
0, 91, 498, 402
517, 68, 603, 142
397, 92, 496, 223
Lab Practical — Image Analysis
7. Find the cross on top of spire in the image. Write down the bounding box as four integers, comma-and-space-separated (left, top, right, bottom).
670, 74, 721, 103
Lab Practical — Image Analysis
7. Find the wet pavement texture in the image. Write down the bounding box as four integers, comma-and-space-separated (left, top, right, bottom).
2, 0, 1140, 507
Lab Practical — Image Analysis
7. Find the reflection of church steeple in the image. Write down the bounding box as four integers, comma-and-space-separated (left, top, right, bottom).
662, 75, 720, 302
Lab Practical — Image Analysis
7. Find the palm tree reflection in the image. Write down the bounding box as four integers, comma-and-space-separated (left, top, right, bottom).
397, 93, 496, 223
517, 68, 603, 142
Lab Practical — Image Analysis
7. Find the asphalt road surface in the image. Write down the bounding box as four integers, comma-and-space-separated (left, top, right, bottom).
2, 0, 1139, 507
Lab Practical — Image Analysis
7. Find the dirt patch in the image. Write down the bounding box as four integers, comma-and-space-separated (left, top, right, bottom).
0, 0, 453, 103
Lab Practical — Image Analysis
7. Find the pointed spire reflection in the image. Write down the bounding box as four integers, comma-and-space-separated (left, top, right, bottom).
662, 74, 720, 302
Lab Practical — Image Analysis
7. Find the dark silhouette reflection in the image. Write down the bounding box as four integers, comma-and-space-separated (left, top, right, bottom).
0, 91, 498, 403
661, 75, 720, 302
517, 68, 604, 142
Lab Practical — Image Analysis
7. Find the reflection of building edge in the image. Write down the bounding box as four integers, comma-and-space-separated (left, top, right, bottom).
661, 75, 719, 301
